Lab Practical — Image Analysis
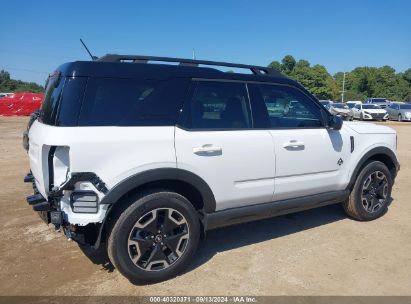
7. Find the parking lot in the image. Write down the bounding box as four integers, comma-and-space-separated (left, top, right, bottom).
0, 116, 410, 296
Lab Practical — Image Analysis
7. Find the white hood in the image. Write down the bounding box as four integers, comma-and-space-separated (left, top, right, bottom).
363, 108, 387, 114
344, 121, 396, 134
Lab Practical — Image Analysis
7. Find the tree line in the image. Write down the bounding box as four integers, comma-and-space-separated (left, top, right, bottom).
269, 55, 411, 102
0, 70, 44, 94
1, 57, 411, 102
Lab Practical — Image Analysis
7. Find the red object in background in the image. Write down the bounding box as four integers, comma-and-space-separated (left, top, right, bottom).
0, 93, 43, 116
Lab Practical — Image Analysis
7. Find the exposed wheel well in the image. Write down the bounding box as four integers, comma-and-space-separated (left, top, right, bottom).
348, 152, 398, 191
367, 154, 397, 177
97, 180, 207, 248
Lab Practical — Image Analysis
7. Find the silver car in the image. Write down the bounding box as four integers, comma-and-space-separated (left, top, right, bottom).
366, 98, 390, 109
386, 103, 411, 121
328, 103, 354, 120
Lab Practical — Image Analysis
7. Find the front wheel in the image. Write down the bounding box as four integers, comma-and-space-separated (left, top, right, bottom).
398, 114, 402, 122
108, 191, 200, 283
343, 161, 393, 221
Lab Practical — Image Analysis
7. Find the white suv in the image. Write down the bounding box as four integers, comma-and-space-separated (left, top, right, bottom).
24, 55, 400, 283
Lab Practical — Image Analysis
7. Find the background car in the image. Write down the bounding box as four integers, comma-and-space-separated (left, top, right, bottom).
346, 101, 362, 109
319, 100, 333, 109
0, 93, 14, 99
366, 98, 390, 109
386, 102, 411, 121
328, 103, 354, 120
352, 103, 389, 121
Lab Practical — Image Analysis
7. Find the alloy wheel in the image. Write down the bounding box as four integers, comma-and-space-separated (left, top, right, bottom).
127, 208, 190, 271
361, 171, 388, 213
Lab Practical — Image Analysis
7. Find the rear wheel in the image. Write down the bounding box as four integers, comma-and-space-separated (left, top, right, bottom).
343, 161, 392, 221
108, 191, 200, 283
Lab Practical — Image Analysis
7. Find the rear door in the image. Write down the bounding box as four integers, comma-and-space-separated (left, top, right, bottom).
175, 80, 275, 211
248, 83, 350, 201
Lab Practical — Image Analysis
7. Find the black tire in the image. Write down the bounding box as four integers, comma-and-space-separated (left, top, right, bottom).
398, 114, 402, 122
343, 161, 393, 221
360, 113, 364, 121
107, 190, 200, 284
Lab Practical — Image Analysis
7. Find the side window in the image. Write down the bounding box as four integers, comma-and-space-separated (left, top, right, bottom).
40, 74, 65, 125
78, 78, 188, 126
183, 81, 252, 129
56, 77, 87, 126
253, 84, 323, 128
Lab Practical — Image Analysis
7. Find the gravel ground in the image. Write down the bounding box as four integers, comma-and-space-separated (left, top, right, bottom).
0, 116, 410, 296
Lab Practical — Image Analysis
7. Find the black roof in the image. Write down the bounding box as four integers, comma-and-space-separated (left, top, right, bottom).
57, 54, 298, 87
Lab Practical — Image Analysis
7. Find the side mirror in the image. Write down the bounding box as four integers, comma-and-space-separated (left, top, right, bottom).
328, 115, 343, 130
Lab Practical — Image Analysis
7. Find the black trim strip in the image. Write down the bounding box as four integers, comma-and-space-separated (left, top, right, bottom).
346, 147, 399, 189
99, 168, 216, 213
47, 146, 57, 191
350, 136, 355, 153
206, 190, 349, 231
49, 172, 108, 198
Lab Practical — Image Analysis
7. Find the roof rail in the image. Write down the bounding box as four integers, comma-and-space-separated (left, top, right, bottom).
97, 54, 280, 76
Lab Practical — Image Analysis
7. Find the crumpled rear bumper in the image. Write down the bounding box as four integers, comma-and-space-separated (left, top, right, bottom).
24, 170, 109, 248
24, 171, 64, 226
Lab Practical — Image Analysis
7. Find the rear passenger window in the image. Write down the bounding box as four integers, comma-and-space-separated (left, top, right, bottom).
253, 84, 323, 128
56, 77, 87, 126
183, 81, 251, 129
40, 73, 64, 125
78, 78, 188, 126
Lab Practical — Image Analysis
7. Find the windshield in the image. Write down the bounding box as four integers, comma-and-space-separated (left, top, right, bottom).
370, 98, 387, 103
333, 103, 348, 109
347, 103, 356, 108
320, 101, 329, 105
400, 104, 411, 109
363, 104, 381, 109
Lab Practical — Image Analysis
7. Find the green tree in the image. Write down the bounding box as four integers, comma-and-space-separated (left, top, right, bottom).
0, 70, 44, 93
281, 55, 296, 74
268, 60, 281, 71
401, 68, 411, 84
269, 56, 338, 99
335, 67, 411, 102
268, 56, 411, 102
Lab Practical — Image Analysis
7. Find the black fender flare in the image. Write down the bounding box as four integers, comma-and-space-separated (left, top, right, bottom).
347, 146, 399, 190
100, 168, 216, 213
93, 168, 215, 249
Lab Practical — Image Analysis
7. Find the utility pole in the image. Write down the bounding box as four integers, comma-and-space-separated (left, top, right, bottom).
341, 72, 346, 102
192, 48, 196, 60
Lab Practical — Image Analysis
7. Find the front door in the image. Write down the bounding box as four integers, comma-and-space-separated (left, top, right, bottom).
249, 83, 351, 201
